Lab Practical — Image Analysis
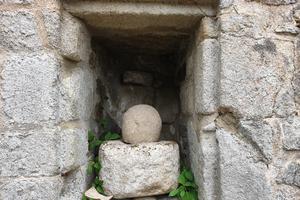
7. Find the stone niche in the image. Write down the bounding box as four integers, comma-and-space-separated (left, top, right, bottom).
61, 0, 218, 199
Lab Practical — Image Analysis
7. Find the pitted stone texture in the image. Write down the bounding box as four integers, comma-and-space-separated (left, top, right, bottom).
274, 84, 295, 117
194, 39, 219, 114
0, 0, 33, 4
216, 129, 272, 200
219, 36, 294, 119
59, 127, 88, 173
2, 52, 59, 124
99, 141, 179, 199
278, 161, 300, 187
0, 176, 63, 200
261, 0, 297, 5
122, 104, 162, 144
282, 116, 300, 150
274, 185, 300, 200
0, 128, 60, 177
60, 164, 90, 200
59, 63, 97, 122
180, 79, 194, 115
239, 120, 273, 162
294, 71, 300, 106
0, 11, 42, 51
61, 12, 91, 62
198, 17, 218, 39
42, 10, 61, 48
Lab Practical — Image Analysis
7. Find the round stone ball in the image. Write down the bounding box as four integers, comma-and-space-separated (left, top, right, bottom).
122, 104, 162, 144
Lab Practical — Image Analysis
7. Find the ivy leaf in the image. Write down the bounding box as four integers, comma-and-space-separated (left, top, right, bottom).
96, 185, 104, 194
180, 190, 186, 198
104, 132, 121, 140
169, 189, 179, 197
88, 130, 95, 142
93, 161, 101, 174
89, 139, 103, 151
87, 161, 94, 175
183, 170, 194, 181
184, 182, 197, 188
178, 173, 187, 185
82, 195, 88, 200
191, 191, 198, 200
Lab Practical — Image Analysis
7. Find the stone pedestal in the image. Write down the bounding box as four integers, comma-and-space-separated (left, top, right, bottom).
99, 141, 180, 199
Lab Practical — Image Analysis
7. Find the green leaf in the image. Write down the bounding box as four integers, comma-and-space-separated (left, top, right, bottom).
89, 139, 103, 151
93, 162, 101, 174
184, 182, 197, 188
191, 191, 198, 200
183, 170, 194, 181
100, 119, 108, 129
96, 185, 104, 194
104, 132, 121, 141
169, 189, 179, 197
82, 195, 88, 200
88, 130, 95, 142
178, 173, 187, 185
180, 190, 186, 198
87, 161, 94, 175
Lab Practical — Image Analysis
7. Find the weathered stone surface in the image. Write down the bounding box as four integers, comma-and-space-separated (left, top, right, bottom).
274, 84, 295, 117
219, 36, 294, 119
122, 104, 162, 144
0, 176, 63, 200
197, 17, 218, 39
216, 129, 272, 200
261, 0, 297, 5
0, 0, 33, 4
123, 71, 153, 86
294, 71, 300, 106
274, 184, 300, 200
194, 39, 219, 114
155, 88, 179, 123
99, 141, 179, 199
180, 79, 194, 116
42, 9, 61, 48
278, 161, 300, 187
59, 63, 97, 122
2, 52, 59, 124
59, 127, 88, 173
61, 12, 91, 62
0, 128, 60, 177
134, 197, 157, 200
0, 11, 42, 51
239, 120, 273, 162
282, 116, 300, 150
60, 164, 91, 200
219, 0, 233, 8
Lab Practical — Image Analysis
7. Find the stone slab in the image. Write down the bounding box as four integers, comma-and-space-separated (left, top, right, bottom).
99, 141, 179, 199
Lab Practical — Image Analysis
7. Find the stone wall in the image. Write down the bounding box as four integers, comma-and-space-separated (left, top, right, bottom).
0, 1, 98, 199
181, 0, 300, 200
0, 0, 299, 200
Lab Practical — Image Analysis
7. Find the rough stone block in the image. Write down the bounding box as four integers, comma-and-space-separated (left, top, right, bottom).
216, 129, 272, 200
2, 52, 59, 124
278, 162, 300, 188
197, 17, 218, 40
60, 164, 90, 200
274, 84, 295, 117
261, 0, 297, 5
123, 71, 153, 86
42, 9, 61, 48
239, 120, 273, 162
0, 0, 33, 4
282, 116, 300, 150
219, 36, 294, 119
58, 64, 97, 122
155, 88, 179, 123
99, 141, 179, 199
0, 176, 63, 200
180, 79, 194, 116
59, 127, 88, 173
61, 12, 91, 62
194, 39, 219, 114
0, 11, 42, 51
0, 128, 60, 177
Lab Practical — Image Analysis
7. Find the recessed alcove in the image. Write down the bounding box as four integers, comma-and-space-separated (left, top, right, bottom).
62, 0, 218, 199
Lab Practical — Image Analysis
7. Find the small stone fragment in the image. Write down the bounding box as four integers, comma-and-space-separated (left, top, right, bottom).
123, 71, 153, 86
99, 141, 179, 199
122, 104, 162, 144
85, 187, 113, 200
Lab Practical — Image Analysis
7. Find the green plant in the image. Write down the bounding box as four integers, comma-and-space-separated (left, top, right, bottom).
83, 119, 121, 200
169, 168, 198, 200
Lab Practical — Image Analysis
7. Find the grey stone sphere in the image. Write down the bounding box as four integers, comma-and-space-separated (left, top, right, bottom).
122, 104, 162, 144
